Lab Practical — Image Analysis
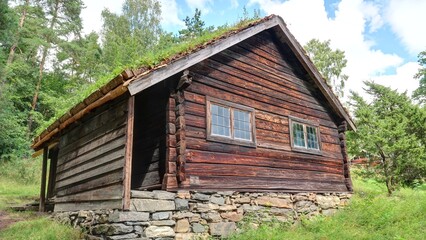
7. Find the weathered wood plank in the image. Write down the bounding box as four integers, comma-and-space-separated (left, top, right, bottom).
57, 137, 126, 174
56, 158, 124, 189
55, 183, 122, 203
189, 175, 348, 192
54, 200, 122, 212
123, 96, 135, 210
186, 163, 344, 182
56, 170, 122, 197
186, 150, 343, 174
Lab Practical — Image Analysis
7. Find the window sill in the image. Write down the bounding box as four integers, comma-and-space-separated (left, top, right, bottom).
291, 147, 322, 156
207, 135, 256, 148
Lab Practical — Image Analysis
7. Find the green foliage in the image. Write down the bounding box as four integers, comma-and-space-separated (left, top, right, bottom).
413, 51, 426, 104
304, 39, 348, 98
228, 178, 426, 240
101, 0, 162, 71
347, 82, 426, 194
178, 8, 213, 40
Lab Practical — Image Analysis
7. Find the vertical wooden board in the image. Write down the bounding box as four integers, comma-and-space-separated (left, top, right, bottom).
39, 147, 48, 212
123, 96, 134, 210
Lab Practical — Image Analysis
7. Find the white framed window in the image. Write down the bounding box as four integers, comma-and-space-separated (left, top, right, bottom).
207, 97, 256, 147
289, 117, 321, 154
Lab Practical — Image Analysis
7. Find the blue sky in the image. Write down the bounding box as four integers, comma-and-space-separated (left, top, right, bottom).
82, 0, 426, 100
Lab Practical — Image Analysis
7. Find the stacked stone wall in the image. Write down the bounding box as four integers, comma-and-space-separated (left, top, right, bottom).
53, 191, 352, 240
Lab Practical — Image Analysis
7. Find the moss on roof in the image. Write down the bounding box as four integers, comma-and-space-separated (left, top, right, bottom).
34, 16, 269, 140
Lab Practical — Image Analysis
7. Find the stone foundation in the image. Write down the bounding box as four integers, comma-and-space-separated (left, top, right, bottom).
53, 191, 351, 240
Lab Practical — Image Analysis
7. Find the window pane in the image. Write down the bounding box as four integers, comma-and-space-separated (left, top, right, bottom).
211, 104, 231, 137
233, 109, 251, 140
307, 126, 319, 149
293, 122, 305, 147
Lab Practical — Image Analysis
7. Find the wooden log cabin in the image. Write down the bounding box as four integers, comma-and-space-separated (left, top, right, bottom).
31, 15, 355, 212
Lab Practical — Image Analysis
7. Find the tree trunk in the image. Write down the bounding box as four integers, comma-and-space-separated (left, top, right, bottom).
7, 0, 29, 64
28, 0, 60, 132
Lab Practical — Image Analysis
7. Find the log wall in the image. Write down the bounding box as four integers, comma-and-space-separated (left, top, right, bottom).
131, 83, 168, 190
54, 95, 129, 211
179, 30, 349, 192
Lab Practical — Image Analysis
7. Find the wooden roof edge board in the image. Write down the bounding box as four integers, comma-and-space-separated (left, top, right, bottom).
128, 16, 281, 95
31, 82, 130, 150
32, 142, 58, 158
273, 19, 356, 131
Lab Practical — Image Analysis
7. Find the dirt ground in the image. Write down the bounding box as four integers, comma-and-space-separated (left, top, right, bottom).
0, 211, 23, 231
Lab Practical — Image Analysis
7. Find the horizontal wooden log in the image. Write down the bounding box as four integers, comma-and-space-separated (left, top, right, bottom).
54, 200, 122, 212
187, 175, 348, 192
56, 170, 123, 197
186, 150, 343, 174
56, 158, 124, 189
186, 163, 344, 182
55, 183, 123, 203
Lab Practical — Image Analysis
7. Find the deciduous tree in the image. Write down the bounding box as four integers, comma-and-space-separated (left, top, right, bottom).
304, 39, 348, 98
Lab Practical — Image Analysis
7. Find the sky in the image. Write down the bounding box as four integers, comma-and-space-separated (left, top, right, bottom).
81, 0, 426, 101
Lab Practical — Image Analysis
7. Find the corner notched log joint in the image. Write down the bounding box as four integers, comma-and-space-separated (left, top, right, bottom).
174, 70, 192, 183
177, 69, 193, 91
338, 120, 353, 192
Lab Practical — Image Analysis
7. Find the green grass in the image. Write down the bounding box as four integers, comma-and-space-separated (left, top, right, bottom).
0, 172, 82, 240
228, 178, 426, 240
0, 217, 82, 240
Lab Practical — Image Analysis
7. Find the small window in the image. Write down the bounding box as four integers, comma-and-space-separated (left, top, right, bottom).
290, 117, 321, 154
207, 97, 256, 147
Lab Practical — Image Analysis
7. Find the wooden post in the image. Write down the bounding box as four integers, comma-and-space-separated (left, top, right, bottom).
39, 146, 48, 212
123, 96, 135, 210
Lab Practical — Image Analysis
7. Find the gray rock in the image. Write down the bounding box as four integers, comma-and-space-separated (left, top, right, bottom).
175, 233, 195, 240
153, 190, 176, 200
295, 200, 318, 213
106, 233, 138, 240
209, 222, 236, 237
220, 212, 243, 222
269, 208, 295, 217
192, 193, 210, 201
172, 212, 196, 219
109, 211, 150, 222
151, 220, 176, 226
192, 223, 206, 233
131, 190, 154, 199
234, 197, 251, 204
144, 226, 175, 238
316, 195, 340, 209
210, 196, 225, 205
201, 212, 222, 223
84, 235, 103, 240
216, 191, 234, 196
196, 203, 219, 212
152, 212, 172, 220
175, 219, 190, 233
175, 199, 189, 210
131, 199, 175, 212
256, 196, 293, 208
91, 224, 133, 235
124, 221, 150, 226
134, 225, 143, 234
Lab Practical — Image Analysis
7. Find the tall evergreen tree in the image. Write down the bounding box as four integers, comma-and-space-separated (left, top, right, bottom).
347, 82, 426, 194
413, 51, 426, 104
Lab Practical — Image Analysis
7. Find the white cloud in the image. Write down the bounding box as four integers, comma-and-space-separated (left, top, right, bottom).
185, 0, 213, 14
159, 0, 185, 28
371, 61, 421, 95
386, 0, 426, 55
81, 0, 184, 35
81, 0, 124, 34
248, 0, 411, 101
231, 0, 239, 9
